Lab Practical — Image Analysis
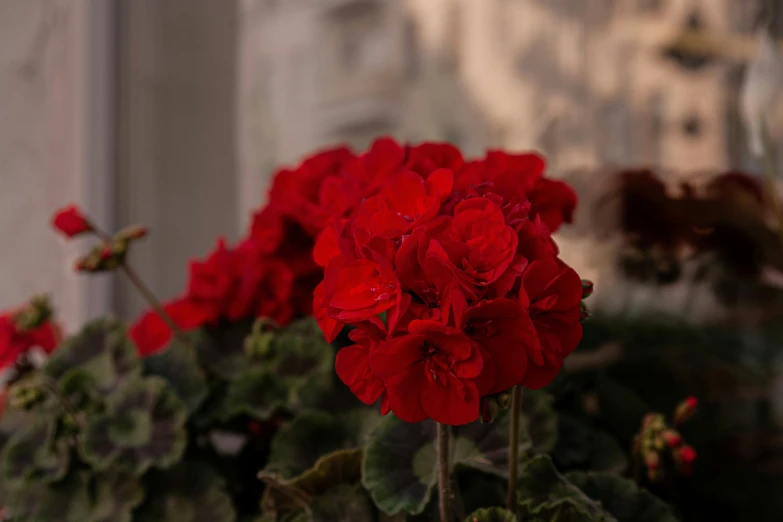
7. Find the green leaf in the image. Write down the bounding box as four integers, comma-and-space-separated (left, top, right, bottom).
565, 472, 680, 522
362, 416, 438, 516
45, 319, 140, 396
134, 462, 236, 522
216, 319, 336, 422
516, 455, 613, 522
144, 333, 208, 414
80, 376, 187, 475
464, 507, 518, 522
85, 471, 145, 522
1, 418, 70, 487
220, 368, 289, 421
262, 448, 363, 515
288, 484, 373, 522
553, 414, 629, 474
521, 390, 559, 454
4, 471, 92, 522
265, 409, 380, 478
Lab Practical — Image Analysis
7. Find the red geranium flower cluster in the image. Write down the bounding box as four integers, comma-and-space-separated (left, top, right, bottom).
314, 139, 581, 425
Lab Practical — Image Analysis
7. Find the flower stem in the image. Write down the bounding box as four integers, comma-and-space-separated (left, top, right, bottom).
437, 422, 452, 522
89, 227, 192, 349
507, 385, 523, 510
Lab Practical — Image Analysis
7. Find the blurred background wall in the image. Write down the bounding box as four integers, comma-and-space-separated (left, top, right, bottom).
1, 0, 782, 331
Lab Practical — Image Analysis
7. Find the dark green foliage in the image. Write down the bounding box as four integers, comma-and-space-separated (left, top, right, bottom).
553, 414, 628, 474
213, 319, 335, 423
362, 391, 557, 516
565, 472, 679, 522
515, 455, 611, 522
134, 462, 236, 522
1, 418, 69, 487
264, 409, 379, 478
80, 376, 187, 475
45, 318, 140, 397
287, 485, 373, 522
464, 507, 518, 522
143, 335, 208, 415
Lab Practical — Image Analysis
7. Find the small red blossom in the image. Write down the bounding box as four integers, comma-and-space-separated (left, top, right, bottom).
0, 305, 61, 370
528, 178, 578, 233
370, 320, 484, 425
52, 204, 93, 238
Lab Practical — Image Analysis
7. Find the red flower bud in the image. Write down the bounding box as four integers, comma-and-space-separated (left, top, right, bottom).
674, 396, 698, 425
52, 205, 93, 238
676, 444, 697, 464
581, 279, 594, 299
99, 245, 114, 260
115, 225, 149, 242
661, 429, 682, 448
580, 301, 590, 321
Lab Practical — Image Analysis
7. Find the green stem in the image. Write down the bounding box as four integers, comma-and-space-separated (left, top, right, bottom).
437, 423, 452, 522
507, 385, 523, 510
89, 227, 192, 349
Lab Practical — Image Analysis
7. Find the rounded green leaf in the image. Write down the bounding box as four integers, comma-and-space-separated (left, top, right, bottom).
565, 472, 679, 522
262, 448, 363, 515
220, 369, 289, 422
516, 455, 612, 522
265, 408, 379, 478
362, 415, 438, 516
2, 418, 70, 487
45, 319, 140, 395
80, 376, 187, 475
4, 471, 92, 522
465, 507, 518, 522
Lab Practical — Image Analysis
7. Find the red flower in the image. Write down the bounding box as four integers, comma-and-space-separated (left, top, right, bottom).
370, 320, 484, 425
404, 142, 464, 179
129, 298, 212, 356
314, 280, 344, 343
518, 259, 583, 389
335, 324, 386, 405
354, 169, 454, 242
444, 197, 518, 285
528, 178, 578, 233
268, 146, 357, 234
463, 298, 540, 395
51, 204, 93, 238
481, 150, 545, 199
327, 257, 400, 323
187, 239, 235, 322
0, 311, 60, 370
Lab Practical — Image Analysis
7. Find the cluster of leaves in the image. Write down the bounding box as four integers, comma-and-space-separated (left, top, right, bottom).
0, 310, 687, 522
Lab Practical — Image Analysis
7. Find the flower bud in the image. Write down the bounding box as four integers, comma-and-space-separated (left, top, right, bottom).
479, 390, 511, 423
674, 396, 698, 425
581, 279, 594, 299
114, 225, 149, 242
661, 429, 682, 448
51, 204, 93, 238
13, 295, 53, 332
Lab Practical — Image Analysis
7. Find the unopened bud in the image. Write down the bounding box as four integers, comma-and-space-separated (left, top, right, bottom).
674, 396, 698, 425
14, 295, 53, 331
581, 279, 594, 299
114, 225, 149, 242
9, 383, 43, 410
661, 429, 682, 448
